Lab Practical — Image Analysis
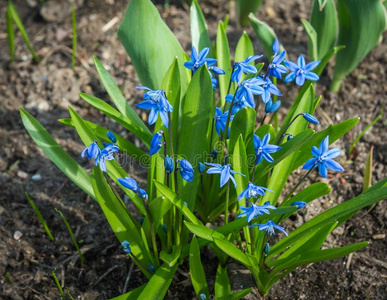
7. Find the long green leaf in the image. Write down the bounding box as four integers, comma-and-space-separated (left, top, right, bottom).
363, 146, 373, 192
229, 107, 255, 155
234, 32, 254, 69
190, 0, 212, 54
301, 19, 318, 61
137, 263, 178, 300
178, 66, 213, 209
93, 56, 150, 136
249, 13, 277, 58
190, 236, 210, 297
117, 0, 188, 93
310, 0, 338, 60
20, 108, 95, 199
216, 21, 232, 105
331, 0, 386, 91
109, 284, 146, 300
6, 7, 15, 62
215, 264, 231, 299
237, 0, 262, 27
213, 237, 252, 268
79, 93, 151, 147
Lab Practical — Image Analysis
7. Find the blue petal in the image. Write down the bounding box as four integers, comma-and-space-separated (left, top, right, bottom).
198, 47, 209, 61
148, 109, 158, 125
184, 61, 195, 69
297, 55, 305, 68
272, 39, 280, 54
305, 60, 320, 71
136, 100, 156, 110
295, 73, 306, 86
160, 111, 169, 128
325, 159, 344, 172
241, 64, 257, 74
319, 136, 329, 155
284, 60, 298, 71
318, 161, 328, 178
302, 157, 317, 170
304, 72, 319, 81
324, 148, 341, 159
273, 50, 286, 64
284, 72, 296, 83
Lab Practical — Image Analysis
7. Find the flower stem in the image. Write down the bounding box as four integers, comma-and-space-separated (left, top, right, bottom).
140, 195, 159, 267
208, 117, 216, 159
130, 253, 152, 278
276, 113, 303, 145
225, 181, 230, 224
223, 64, 236, 113
282, 166, 315, 204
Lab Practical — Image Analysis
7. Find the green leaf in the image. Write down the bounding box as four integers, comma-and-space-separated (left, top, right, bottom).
229, 107, 256, 154
7, 1, 39, 62
310, 0, 338, 60
190, 236, 210, 297
117, 0, 188, 93
215, 264, 231, 299
160, 245, 181, 267
249, 13, 277, 58
268, 184, 387, 259
6, 6, 15, 62
190, 0, 212, 55
280, 182, 331, 207
178, 66, 213, 209
154, 181, 202, 225
216, 21, 232, 105
142, 197, 171, 233
213, 237, 252, 268
59, 118, 146, 159
20, 108, 95, 199
109, 284, 146, 300
91, 168, 150, 267
301, 19, 318, 61
236, 0, 263, 27
93, 56, 149, 133
363, 146, 373, 192
318, 0, 329, 10
331, 0, 386, 91
137, 263, 178, 300
231, 288, 253, 300
234, 32, 254, 80
79, 93, 151, 147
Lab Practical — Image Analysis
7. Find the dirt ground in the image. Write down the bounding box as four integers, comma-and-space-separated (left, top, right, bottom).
0, 0, 386, 299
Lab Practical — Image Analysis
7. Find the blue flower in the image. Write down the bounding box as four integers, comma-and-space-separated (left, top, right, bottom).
225, 94, 253, 115
264, 243, 270, 254
95, 144, 119, 172
237, 203, 276, 222
149, 131, 164, 155
302, 135, 344, 178
178, 159, 194, 182
267, 49, 287, 79
148, 263, 155, 272
205, 163, 245, 188
291, 201, 307, 209
122, 240, 131, 254
250, 220, 288, 236
81, 141, 100, 159
303, 113, 319, 124
107, 131, 117, 143
253, 133, 282, 164
137, 188, 148, 200
136, 87, 173, 128
118, 177, 139, 192
200, 294, 207, 300
231, 55, 263, 83
184, 47, 217, 74
284, 56, 320, 86
260, 77, 282, 104
214, 107, 233, 137
164, 155, 174, 174
235, 77, 265, 108
238, 182, 273, 200
265, 99, 281, 114
208, 66, 225, 75
198, 162, 205, 174
272, 39, 280, 56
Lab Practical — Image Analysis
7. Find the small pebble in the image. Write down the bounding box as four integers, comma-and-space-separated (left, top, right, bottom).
13, 231, 23, 240
31, 174, 42, 181
17, 171, 28, 179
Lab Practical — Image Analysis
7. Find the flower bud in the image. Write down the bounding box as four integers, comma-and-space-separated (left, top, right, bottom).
107, 131, 117, 143
291, 201, 307, 209
122, 240, 131, 254
264, 243, 270, 255
198, 162, 205, 174
164, 155, 174, 174
303, 113, 319, 124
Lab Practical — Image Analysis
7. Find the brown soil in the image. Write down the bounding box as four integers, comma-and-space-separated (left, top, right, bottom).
0, 0, 386, 299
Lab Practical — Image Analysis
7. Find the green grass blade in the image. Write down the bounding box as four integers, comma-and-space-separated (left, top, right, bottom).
363, 146, 373, 192
71, 3, 77, 68
55, 208, 84, 265
6, 7, 15, 62
216, 21, 232, 105
349, 108, 383, 154
25, 192, 55, 241
8, 1, 40, 63
20, 108, 95, 199
51, 268, 65, 300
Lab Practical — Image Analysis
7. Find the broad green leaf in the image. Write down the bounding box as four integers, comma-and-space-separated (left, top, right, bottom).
213, 237, 252, 268
178, 66, 213, 209
236, 0, 263, 27
91, 168, 150, 270
79, 93, 151, 147
154, 181, 202, 225
318, 0, 329, 10
190, 0, 212, 55
142, 197, 171, 234
363, 146, 373, 192
268, 184, 387, 259
249, 13, 277, 58
6, 7, 15, 62
7, 1, 39, 62
160, 245, 181, 267
59, 118, 146, 159
216, 21, 232, 105
137, 262, 178, 300
331, 0, 386, 91
109, 284, 146, 300
229, 107, 256, 154
231, 288, 253, 300
190, 236, 210, 297
234, 32, 254, 79
280, 182, 331, 207
301, 19, 318, 61
117, 0, 188, 93
93, 56, 149, 134
20, 108, 95, 199
215, 264, 231, 299
310, 0, 338, 60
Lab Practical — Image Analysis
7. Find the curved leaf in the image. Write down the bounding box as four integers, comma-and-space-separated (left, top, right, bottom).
190, 0, 212, 54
